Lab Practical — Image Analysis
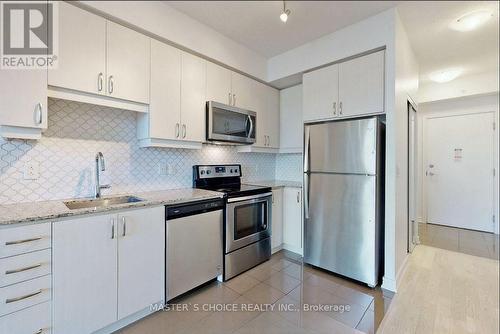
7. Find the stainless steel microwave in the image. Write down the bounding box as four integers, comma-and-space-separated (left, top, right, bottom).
206, 101, 256, 145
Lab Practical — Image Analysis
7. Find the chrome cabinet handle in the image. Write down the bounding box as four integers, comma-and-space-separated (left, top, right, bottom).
228, 93, 232, 105
333, 102, 337, 115
5, 237, 42, 246
34, 329, 44, 334
98, 72, 104, 92
34, 103, 43, 125
121, 217, 126, 237
5, 289, 43, 304
232, 94, 236, 106
247, 116, 253, 139
108, 75, 114, 94
111, 218, 115, 239
296, 191, 300, 203
339, 102, 343, 115
175, 123, 180, 138
182, 124, 186, 138
5, 263, 42, 275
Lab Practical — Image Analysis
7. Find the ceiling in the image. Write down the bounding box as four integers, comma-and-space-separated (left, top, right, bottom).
166, 1, 499, 83
167, 1, 398, 58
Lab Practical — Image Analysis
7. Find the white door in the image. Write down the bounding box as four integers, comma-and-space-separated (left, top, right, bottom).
408, 102, 418, 252
106, 21, 150, 104
206, 62, 232, 105
280, 85, 303, 152
117, 207, 165, 319
283, 187, 303, 255
149, 40, 181, 140
180, 52, 206, 142
338, 50, 384, 117
271, 188, 283, 251
302, 63, 339, 122
231, 72, 257, 111
48, 2, 106, 95
425, 112, 495, 232
53, 214, 118, 334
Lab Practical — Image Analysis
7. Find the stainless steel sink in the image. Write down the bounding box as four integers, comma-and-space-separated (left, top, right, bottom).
64, 196, 144, 210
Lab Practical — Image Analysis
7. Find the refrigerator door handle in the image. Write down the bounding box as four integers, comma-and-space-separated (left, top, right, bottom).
304, 126, 310, 173
304, 173, 310, 219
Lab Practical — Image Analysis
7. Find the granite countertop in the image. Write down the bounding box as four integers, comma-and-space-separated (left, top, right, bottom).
0, 188, 224, 226
245, 180, 302, 189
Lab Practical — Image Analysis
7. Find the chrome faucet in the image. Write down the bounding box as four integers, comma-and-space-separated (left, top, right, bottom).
95, 152, 111, 198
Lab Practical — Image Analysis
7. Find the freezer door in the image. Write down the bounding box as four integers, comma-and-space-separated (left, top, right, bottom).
305, 118, 378, 174
304, 173, 379, 286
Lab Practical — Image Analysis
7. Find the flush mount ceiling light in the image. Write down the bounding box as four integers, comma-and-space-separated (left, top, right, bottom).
450, 10, 493, 31
429, 68, 463, 83
280, 1, 291, 23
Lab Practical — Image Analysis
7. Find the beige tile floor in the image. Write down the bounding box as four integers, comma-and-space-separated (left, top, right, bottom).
378, 245, 500, 334
118, 251, 391, 334
419, 223, 500, 260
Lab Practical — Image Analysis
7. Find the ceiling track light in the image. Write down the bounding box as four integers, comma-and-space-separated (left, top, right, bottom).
280, 1, 291, 23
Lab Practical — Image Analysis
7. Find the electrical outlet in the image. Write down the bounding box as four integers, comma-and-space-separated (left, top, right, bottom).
24, 161, 40, 180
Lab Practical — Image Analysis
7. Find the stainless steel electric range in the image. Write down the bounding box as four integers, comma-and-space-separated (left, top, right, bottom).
193, 164, 272, 281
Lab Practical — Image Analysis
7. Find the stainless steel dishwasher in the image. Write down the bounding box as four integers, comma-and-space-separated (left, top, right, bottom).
165, 198, 224, 301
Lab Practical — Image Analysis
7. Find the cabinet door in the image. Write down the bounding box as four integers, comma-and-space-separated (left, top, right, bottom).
271, 188, 283, 251
338, 51, 384, 117
106, 21, 150, 104
48, 2, 106, 95
180, 52, 206, 142
206, 62, 232, 105
53, 214, 118, 334
149, 40, 181, 140
0, 69, 47, 130
117, 207, 165, 319
302, 63, 338, 122
266, 86, 280, 148
283, 188, 303, 255
280, 85, 303, 151
231, 72, 257, 111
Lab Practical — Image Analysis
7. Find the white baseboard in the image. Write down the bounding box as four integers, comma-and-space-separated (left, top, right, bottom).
381, 254, 409, 293
95, 301, 163, 334
272, 244, 283, 254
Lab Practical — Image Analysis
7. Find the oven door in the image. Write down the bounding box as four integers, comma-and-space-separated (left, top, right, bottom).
226, 192, 272, 253
207, 101, 256, 144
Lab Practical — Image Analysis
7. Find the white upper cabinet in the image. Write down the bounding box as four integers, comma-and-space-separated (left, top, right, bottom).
206, 62, 232, 105
48, 2, 106, 96
144, 39, 181, 141
117, 207, 164, 319
338, 50, 385, 117
0, 68, 47, 139
231, 72, 258, 111
303, 63, 339, 122
303, 50, 385, 122
280, 85, 303, 153
265, 86, 280, 149
181, 52, 206, 142
106, 22, 150, 104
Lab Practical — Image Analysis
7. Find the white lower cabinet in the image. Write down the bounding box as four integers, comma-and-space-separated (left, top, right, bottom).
0, 301, 51, 334
53, 207, 164, 334
271, 189, 283, 252
283, 187, 303, 255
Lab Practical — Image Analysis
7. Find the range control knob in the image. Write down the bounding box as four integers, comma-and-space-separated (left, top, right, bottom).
200, 170, 205, 175
207, 170, 211, 175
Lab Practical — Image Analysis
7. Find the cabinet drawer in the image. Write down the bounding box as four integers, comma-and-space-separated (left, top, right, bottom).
0, 223, 51, 258
0, 249, 51, 287
0, 275, 51, 316
0, 301, 51, 334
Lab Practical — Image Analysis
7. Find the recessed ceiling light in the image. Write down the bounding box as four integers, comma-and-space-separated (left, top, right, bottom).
450, 10, 493, 32
280, 1, 290, 23
429, 68, 463, 83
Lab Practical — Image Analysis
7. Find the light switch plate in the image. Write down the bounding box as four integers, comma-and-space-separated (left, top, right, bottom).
24, 161, 40, 180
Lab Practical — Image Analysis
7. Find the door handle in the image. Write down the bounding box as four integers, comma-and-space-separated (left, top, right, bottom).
111, 218, 115, 239
333, 102, 337, 115
296, 191, 300, 203
232, 94, 236, 106
247, 116, 253, 139
97, 72, 104, 92
5, 237, 42, 246
175, 123, 180, 138
304, 173, 310, 220
228, 92, 232, 105
5, 263, 42, 275
182, 124, 187, 138
339, 101, 343, 115
34, 103, 43, 125
5, 289, 43, 304
108, 75, 114, 94
121, 216, 127, 237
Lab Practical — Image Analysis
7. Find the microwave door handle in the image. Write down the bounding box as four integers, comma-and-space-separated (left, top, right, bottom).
247, 115, 254, 138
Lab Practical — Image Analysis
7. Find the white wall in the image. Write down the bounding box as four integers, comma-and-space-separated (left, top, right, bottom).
77, 1, 267, 81
419, 71, 499, 103
417, 93, 500, 234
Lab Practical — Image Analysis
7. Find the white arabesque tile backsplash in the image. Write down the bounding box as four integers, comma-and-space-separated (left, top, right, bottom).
0, 99, 305, 204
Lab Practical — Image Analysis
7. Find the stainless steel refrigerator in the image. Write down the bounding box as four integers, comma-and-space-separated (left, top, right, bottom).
303, 117, 384, 287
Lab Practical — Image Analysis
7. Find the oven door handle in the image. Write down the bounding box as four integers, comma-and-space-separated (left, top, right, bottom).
227, 192, 272, 203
